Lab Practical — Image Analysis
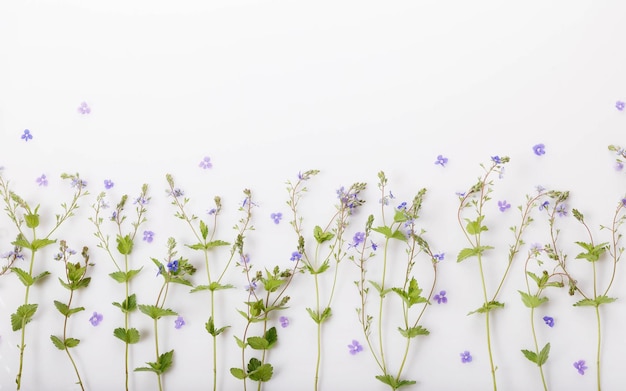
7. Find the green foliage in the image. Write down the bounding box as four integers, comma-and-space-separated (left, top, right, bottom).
186, 239, 230, 251
50, 335, 81, 350
247, 327, 278, 350
391, 278, 428, 308
457, 245, 494, 262
191, 282, 235, 293
313, 225, 335, 244
112, 294, 138, 313
574, 241, 609, 263
206, 316, 230, 336
521, 343, 550, 366
397, 325, 430, 338
113, 327, 141, 344
53, 300, 85, 317
11, 304, 38, 331
306, 307, 332, 324
468, 300, 504, 315
138, 304, 178, 320
372, 226, 408, 241
573, 295, 617, 307
135, 350, 174, 375
247, 358, 274, 382
465, 215, 488, 235
518, 291, 548, 308
11, 267, 50, 287
109, 268, 142, 283
375, 374, 416, 390
115, 234, 134, 255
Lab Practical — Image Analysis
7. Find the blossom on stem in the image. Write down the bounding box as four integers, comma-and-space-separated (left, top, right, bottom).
290, 251, 302, 261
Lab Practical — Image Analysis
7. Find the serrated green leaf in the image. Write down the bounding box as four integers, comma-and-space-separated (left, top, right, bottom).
65, 338, 80, 348
138, 304, 177, 320
30, 238, 56, 251
248, 362, 273, 382
31, 271, 50, 285
595, 295, 617, 305
54, 300, 70, 316
457, 245, 494, 262
263, 277, 285, 293
537, 343, 550, 366
313, 225, 335, 244
398, 325, 430, 338
466, 216, 488, 235
391, 230, 408, 241
393, 210, 408, 223
116, 234, 134, 255
234, 336, 247, 349
206, 240, 230, 249
11, 304, 38, 331
518, 291, 548, 308
230, 367, 246, 379
372, 226, 393, 238
113, 294, 138, 313
247, 357, 262, 372
369, 280, 392, 297
50, 335, 65, 350
24, 213, 40, 228
247, 336, 270, 350
265, 327, 277, 348
11, 267, 33, 287
521, 349, 538, 364
468, 301, 504, 315
199, 220, 209, 240
205, 316, 230, 336
113, 327, 140, 344
573, 298, 597, 307
375, 374, 416, 389
109, 268, 142, 283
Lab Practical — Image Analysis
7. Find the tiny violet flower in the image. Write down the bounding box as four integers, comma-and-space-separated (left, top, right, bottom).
530, 243, 543, 255
397, 201, 407, 210
167, 260, 179, 273
36, 174, 48, 187
616, 101, 625, 111
460, 351, 472, 363
245, 281, 257, 292
434, 290, 447, 304
370, 241, 378, 251
199, 156, 212, 169
536, 185, 546, 193
279, 316, 289, 328
573, 360, 587, 375
433, 253, 445, 261
556, 204, 567, 217
77, 101, 91, 114
134, 196, 148, 205
241, 254, 250, 264
21, 129, 33, 141
621, 198, 626, 207
170, 188, 184, 198
290, 251, 302, 261
352, 232, 365, 247
143, 230, 154, 243
89, 312, 103, 326
543, 316, 554, 327
70, 178, 87, 189
615, 161, 624, 171
348, 340, 363, 355
104, 179, 114, 189
174, 316, 185, 329
539, 201, 549, 211
271, 212, 282, 224
533, 143, 546, 156
491, 156, 502, 164
207, 208, 217, 215
498, 200, 511, 212
435, 154, 448, 167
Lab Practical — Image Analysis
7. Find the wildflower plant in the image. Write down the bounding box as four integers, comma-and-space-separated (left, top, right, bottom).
0, 171, 88, 389
457, 156, 552, 391
90, 184, 150, 390
285, 169, 366, 390
51, 241, 93, 391
135, 237, 196, 391
351, 171, 438, 390
166, 174, 254, 391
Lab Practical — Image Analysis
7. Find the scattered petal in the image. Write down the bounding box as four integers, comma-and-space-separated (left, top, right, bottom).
498, 200, 511, 212
271, 212, 283, 224
543, 316, 554, 327
21, 129, 32, 142
104, 179, 114, 189
435, 155, 448, 167
77, 101, 91, 115
616, 101, 625, 111
143, 230, 154, 243
434, 290, 447, 304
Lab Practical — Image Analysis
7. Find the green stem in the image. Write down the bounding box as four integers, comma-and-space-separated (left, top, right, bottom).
530, 306, 548, 391
124, 255, 130, 391
595, 306, 602, 391
314, 274, 321, 391
16, 245, 36, 390
377, 238, 391, 373
154, 318, 163, 391
478, 254, 497, 391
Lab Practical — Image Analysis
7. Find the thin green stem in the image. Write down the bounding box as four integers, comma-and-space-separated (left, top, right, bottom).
314, 274, 321, 391
595, 306, 602, 391
377, 238, 391, 373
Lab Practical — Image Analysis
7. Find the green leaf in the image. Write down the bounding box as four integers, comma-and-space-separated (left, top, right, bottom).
116, 234, 134, 255
264, 327, 278, 348
113, 327, 140, 344
11, 303, 38, 331
521, 349, 538, 364
306, 307, 332, 324
574, 295, 617, 307
206, 240, 230, 249
31, 271, 50, 285
11, 267, 33, 287
109, 268, 143, 283
398, 325, 430, 338
313, 225, 335, 244
375, 374, 416, 389
30, 238, 56, 251
574, 241, 608, 262
65, 338, 80, 348
234, 336, 247, 349
263, 277, 285, 293
457, 246, 494, 262
12, 235, 31, 249
466, 216, 488, 235
247, 336, 270, 350
199, 220, 209, 240
372, 226, 392, 238
393, 210, 408, 223
54, 300, 70, 316
50, 335, 65, 350
468, 301, 504, 315
112, 294, 138, 313
595, 295, 617, 305
248, 359, 273, 382
206, 316, 230, 336
518, 291, 548, 308
369, 280, 393, 298
230, 367, 246, 379
537, 343, 550, 366
134, 350, 174, 375
24, 213, 40, 228
138, 304, 178, 320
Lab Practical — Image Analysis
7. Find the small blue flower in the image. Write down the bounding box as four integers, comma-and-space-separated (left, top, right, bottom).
370, 241, 378, 251
498, 200, 511, 212
143, 231, 154, 243
71, 178, 87, 189
435, 155, 448, 167
543, 316, 554, 327
539, 201, 549, 211
21, 129, 32, 141
199, 156, 212, 169
491, 156, 502, 164
615, 161, 624, 171
245, 281, 257, 292
170, 188, 184, 198
290, 251, 302, 261
174, 316, 185, 329
241, 254, 250, 264
280, 316, 289, 328
167, 260, 179, 273
556, 204, 567, 217
271, 212, 282, 224
573, 360, 587, 375
89, 312, 103, 326
397, 202, 407, 210
351, 232, 365, 247
433, 253, 445, 261
533, 144, 546, 156
36, 174, 48, 187
460, 351, 472, 363
207, 208, 217, 215
77, 101, 91, 114
348, 340, 363, 355
434, 291, 447, 304
616, 101, 625, 111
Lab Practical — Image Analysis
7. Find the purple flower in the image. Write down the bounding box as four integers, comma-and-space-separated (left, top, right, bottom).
271, 212, 282, 224
174, 316, 185, 329
573, 360, 587, 375
370, 241, 378, 251
434, 290, 447, 304
621, 198, 626, 207
70, 178, 87, 189
280, 316, 289, 328
207, 208, 217, 215
498, 200, 511, 212
21, 129, 32, 141
104, 179, 114, 189
433, 253, 445, 261
533, 144, 546, 156
170, 188, 184, 198
352, 232, 365, 247
616, 101, 625, 111
397, 202, 407, 210
89, 312, 103, 326
460, 351, 472, 363
36, 174, 48, 187
435, 155, 448, 167
530, 243, 543, 255
556, 204, 567, 217
290, 251, 302, 261
241, 254, 250, 264
77, 101, 91, 114
143, 230, 154, 243
167, 259, 179, 273
134, 196, 148, 205
543, 316, 554, 327
348, 340, 363, 355
199, 156, 212, 169
536, 185, 546, 193
491, 156, 502, 164
245, 281, 257, 292
615, 161, 624, 171
539, 201, 549, 211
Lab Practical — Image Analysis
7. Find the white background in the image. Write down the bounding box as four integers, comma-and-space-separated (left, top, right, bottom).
1, 1, 626, 390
